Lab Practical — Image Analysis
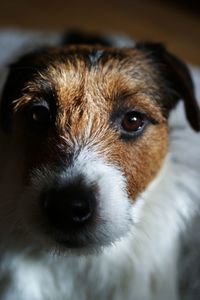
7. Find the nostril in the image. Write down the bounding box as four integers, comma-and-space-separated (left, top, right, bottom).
41, 184, 96, 232
71, 199, 92, 223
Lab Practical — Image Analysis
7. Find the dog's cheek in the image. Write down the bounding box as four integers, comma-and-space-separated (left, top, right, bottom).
108, 124, 169, 200
13, 125, 66, 183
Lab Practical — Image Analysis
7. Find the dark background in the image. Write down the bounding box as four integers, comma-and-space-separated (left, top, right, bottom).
0, 0, 200, 65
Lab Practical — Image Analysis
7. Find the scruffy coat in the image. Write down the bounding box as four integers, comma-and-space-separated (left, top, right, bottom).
0, 30, 200, 300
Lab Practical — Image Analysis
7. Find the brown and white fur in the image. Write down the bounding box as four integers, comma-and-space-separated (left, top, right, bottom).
0, 31, 200, 300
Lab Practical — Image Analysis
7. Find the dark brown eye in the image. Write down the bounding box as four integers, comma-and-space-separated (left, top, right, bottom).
28, 102, 51, 131
121, 111, 146, 133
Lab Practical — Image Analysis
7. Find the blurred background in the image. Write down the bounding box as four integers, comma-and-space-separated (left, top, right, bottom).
0, 0, 200, 65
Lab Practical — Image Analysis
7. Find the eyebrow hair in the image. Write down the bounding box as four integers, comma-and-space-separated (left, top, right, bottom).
114, 90, 139, 103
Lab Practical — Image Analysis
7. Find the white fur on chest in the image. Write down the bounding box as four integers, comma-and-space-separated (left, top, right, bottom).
0, 229, 178, 300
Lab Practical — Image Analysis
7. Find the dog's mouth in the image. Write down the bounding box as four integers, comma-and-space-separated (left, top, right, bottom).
49, 221, 96, 248
54, 234, 92, 249
38, 224, 108, 253
56, 239, 84, 249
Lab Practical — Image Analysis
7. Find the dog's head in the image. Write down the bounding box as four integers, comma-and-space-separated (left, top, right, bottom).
0, 37, 199, 252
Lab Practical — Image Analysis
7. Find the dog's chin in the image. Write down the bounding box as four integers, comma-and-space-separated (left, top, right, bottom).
36, 226, 113, 256
42, 234, 108, 256
53, 238, 104, 256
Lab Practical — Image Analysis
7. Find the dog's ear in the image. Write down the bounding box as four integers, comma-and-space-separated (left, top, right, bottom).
0, 50, 45, 132
136, 42, 200, 131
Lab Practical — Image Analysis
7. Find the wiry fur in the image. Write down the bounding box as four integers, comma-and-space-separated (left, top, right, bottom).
0, 30, 200, 300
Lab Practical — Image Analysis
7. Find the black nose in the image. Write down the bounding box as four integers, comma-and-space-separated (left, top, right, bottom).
41, 182, 96, 232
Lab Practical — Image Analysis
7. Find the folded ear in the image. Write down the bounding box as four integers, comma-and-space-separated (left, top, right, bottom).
136, 42, 200, 131
0, 61, 32, 132
0, 49, 48, 132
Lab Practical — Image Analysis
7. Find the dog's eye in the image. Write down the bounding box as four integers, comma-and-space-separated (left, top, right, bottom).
28, 102, 51, 131
121, 111, 147, 133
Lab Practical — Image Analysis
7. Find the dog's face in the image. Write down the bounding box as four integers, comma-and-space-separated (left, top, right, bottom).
0, 42, 199, 252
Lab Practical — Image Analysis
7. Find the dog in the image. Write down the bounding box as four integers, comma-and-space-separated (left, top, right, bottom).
0, 31, 200, 300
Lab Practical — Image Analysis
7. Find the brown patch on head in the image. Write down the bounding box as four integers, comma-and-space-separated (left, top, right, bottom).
1, 45, 173, 198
